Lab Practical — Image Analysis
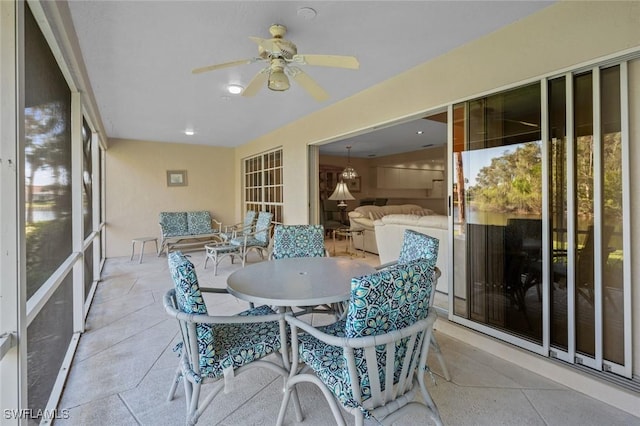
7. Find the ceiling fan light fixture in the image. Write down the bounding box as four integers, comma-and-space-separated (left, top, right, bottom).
267, 70, 290, 91
227, 84, 243, 94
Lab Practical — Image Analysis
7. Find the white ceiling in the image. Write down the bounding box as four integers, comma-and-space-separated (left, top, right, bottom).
67, 1, 553, 154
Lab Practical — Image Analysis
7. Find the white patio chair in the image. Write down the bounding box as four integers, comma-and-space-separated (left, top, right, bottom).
277, 259, 443, 426
164, 251, 302, 425
376, 229, 451, 381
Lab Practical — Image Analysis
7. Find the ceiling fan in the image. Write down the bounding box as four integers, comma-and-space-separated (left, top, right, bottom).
192, 24, 359, 102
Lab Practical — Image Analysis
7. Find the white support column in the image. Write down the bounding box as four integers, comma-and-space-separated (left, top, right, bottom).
0, 1, 27, 424
71, 92, 84, 333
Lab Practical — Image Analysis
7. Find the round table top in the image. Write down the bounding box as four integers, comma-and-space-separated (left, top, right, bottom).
227, 257, 376, 307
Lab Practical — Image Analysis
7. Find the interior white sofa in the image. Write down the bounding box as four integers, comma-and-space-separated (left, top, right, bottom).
348, 204, 434, 254
374, 214, 448, 293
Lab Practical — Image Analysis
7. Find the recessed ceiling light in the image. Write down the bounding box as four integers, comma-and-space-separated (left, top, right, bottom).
297, 7, 317, 20
227, 84, 243, 95
184, 129, 195, 136
416, 130, 424, 135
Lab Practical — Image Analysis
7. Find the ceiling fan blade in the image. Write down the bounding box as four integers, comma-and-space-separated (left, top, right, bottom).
291, 54, 359, 70
287, 66, 329, 102
242, 67, 269, 97
192, 58, 259, 74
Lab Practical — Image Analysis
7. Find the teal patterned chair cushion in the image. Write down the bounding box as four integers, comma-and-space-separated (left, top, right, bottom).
272, 224, 326, 259
229, 211, 272, 247
296, 260, 435, 414
167, 251, 280, 379
168, 251, 209, 316
160, 212, 189, 237
397, 229, 439, 267
187, 211, 213, 235
253, 211, 273, 243
345, 259, 434, 336
221, 211, 256, 241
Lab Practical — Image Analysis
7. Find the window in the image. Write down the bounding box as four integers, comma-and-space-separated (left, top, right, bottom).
244, 149, 283, 223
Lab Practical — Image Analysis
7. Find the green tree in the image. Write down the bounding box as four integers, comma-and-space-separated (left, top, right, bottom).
470, 142, 542, 214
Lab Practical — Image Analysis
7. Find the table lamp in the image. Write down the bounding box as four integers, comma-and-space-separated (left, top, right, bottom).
328, 180, 355, 223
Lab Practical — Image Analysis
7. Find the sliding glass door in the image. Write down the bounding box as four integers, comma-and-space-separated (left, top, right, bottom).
452, 83, 544, 345
451, 61, 631, 377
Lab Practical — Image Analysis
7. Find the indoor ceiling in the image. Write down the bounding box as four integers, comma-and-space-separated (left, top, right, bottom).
67, 1, 554, 154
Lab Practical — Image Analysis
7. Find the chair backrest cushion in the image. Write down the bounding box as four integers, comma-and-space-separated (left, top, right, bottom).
397, 229, 439, 266
168, 252, 216, 371
187, 210, 213, 235
160, 212, 189, 237
168, 251, 208, 315
240, 211, 257, 235
254, 211, 273, 243
272, 224, 326, 259
345, 259, 435, 338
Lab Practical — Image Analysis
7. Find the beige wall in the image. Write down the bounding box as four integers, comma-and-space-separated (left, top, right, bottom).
105, 138, 236, 257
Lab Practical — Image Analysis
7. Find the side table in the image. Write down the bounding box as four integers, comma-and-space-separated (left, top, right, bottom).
130, 237, 159, 264
204, 243, 241, 276
332, 228, 365, 258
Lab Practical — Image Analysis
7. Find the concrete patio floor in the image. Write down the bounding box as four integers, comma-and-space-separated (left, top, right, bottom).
56, 245, 640, 425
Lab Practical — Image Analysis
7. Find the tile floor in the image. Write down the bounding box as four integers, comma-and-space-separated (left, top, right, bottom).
56, 244, 640, 425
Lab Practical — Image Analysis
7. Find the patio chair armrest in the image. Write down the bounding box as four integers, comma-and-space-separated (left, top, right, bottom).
200, 287, 228, 294
285, 314, 349, 347
286, 310, 437, 349
163, 291, 284, 325
211, 219, 223, 232
375, 261, 398, 270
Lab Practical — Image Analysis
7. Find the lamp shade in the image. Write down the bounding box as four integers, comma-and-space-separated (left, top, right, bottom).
328, 181, 355, 207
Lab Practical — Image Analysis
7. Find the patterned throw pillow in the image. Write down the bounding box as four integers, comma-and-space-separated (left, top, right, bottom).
345, 259, 435, 338
397, 229, 439, 267
187, 211, 213, 235
272, 225, 326, 259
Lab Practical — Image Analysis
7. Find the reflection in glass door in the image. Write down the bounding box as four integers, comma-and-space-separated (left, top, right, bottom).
452, 83, 543, 344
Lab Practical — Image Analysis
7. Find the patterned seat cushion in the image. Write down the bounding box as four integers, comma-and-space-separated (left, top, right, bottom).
160, 212, 189, 237
168, 252, 280, 381
187, 211, 213, 235
297, 260, 435, 414
229, 237, 268, 248
272, 224, 326, 259
397, 229, 439, 266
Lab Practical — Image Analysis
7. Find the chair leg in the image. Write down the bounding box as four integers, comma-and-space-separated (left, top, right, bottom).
187, 382, 201, 425
430, 333, 451, 381
167, 364, 182, 401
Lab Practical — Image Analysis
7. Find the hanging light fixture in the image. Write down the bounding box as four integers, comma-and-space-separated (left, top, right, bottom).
341, 145, 358, 180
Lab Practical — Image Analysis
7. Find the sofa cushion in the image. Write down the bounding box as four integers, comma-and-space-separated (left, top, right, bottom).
187, 210, 213, 234
379, 214, 448, 230
160, 212, 189, 237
